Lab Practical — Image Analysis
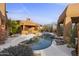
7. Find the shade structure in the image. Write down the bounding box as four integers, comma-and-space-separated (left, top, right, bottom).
20, 18, 41, 35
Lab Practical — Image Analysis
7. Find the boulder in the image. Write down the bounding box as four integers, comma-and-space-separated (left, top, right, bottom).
55, 38, 66, 45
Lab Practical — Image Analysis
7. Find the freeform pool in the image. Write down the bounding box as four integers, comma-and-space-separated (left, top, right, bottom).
30, 33, 54, 50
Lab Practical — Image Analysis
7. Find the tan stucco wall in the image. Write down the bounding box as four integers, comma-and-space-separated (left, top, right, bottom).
63, 17, 72, 43
21, 25, 39, 35
66, 4, 79, 17
0, 3, 7, 43
57, 3, 79, 56
0, 3, 6, 16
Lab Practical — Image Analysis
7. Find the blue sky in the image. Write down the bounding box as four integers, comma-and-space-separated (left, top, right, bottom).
6, 3, 68, 25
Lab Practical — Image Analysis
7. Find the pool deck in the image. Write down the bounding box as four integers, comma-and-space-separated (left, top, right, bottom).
37, 40, 74, 56
33, 33, 74, 56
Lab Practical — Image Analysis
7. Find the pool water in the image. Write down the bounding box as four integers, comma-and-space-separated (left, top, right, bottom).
30, 33, 54, 50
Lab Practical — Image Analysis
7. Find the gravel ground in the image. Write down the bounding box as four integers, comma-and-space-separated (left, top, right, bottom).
0, 45, 33, 56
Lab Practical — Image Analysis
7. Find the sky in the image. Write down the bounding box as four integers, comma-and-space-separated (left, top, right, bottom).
6, 3, 68, 25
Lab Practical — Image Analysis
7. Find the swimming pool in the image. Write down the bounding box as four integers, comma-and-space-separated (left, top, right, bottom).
30, 33, 54, 50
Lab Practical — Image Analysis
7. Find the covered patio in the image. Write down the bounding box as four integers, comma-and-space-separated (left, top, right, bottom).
20, 18, 41, 35
57, 4, 79, 56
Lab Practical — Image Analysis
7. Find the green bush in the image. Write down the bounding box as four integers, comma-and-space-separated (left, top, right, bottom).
7, 19, 20, 35
70, 24, 77, 48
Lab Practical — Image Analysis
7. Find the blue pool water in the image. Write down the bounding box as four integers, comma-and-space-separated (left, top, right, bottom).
30, 33, 54, 50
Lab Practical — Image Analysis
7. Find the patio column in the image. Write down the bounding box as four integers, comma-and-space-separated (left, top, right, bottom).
23, 25, 25, 31
77, 22, 79, 56
21, 25, 25, 34
57, 24, 62, 36
63, 17, 72, 44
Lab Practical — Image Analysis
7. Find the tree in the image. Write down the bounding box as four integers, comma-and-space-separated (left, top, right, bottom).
42, 24, 53, 32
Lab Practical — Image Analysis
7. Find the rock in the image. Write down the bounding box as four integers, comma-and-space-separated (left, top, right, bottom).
71, 50, 77, 56
55, 39, 66, 45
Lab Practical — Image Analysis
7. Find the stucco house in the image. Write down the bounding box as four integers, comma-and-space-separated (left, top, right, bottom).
20, 18, 42, 35
57, 3, 79, 55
